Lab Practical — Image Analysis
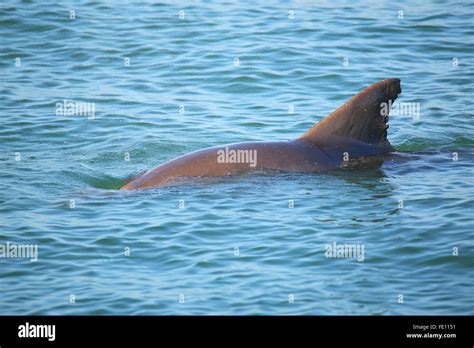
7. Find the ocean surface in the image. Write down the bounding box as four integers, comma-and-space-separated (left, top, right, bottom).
1, 0, 473, 315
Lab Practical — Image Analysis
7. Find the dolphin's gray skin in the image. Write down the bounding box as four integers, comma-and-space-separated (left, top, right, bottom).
121, 78, 401, 190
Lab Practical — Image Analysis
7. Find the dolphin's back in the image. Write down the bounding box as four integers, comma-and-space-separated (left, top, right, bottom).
121, 140, 335, 189
121, 79, 402, 190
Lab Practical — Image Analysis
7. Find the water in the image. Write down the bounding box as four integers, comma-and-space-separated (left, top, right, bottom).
1, 0, 473, 315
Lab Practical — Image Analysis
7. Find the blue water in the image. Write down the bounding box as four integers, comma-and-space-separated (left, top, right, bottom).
1, 0, 473, 315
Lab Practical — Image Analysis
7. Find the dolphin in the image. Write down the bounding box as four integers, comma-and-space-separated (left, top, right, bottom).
121, 78, 401, 190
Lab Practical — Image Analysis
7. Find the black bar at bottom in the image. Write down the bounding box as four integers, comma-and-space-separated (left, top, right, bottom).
0, 316, 472, 346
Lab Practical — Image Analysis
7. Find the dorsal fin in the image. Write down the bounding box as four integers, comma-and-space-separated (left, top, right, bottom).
299, 78, 401, 148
